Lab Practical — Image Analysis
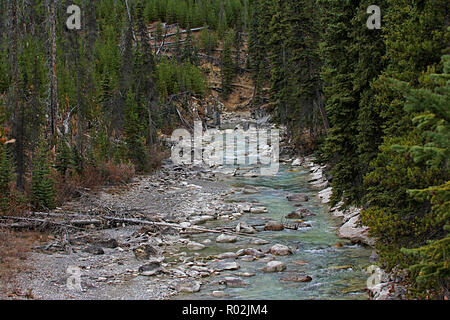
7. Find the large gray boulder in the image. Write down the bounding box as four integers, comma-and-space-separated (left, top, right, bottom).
338, 216, 374, 246
263, 261, 286, 272
286, 193, 309, 202
216, 234, 238, 243
270, 244, 293, 256
177, 281, 201, 293
264, 221, 285, 231
242, 186, 260, 194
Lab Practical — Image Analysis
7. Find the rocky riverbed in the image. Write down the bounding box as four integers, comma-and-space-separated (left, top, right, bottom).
10, 161, 248, 299
8, 113, 375, 300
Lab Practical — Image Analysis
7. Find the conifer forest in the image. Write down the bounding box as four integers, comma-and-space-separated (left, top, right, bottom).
0, 0, 448, 302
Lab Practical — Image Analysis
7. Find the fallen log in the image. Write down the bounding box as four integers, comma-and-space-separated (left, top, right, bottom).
152, 26, 208, 40
0, 216, 95, 230
209, 82, 254, 90
1, 213, 266, 242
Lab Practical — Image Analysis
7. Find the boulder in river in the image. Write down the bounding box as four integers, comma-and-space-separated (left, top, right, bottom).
270, 244, 293, 256
235, 272, 256, 277
251, 238, 270, 245
296, 207, 315, 216
263, 261, 286, 272
242, 186, 260, 194
240, 255, 256, 262
187, 241, 206, 251
223, 277, 248, 288
264, 221, 285, 231
177, 281, 201, 293
250, 207, 268, 214
260, 255, 275, 263
280, 275, 312, 282
215, 261, 240, 271
285, 211, 303, 219
236, 222, 256, 234
236, 248, 265, 258
286, 193, 309, 202
217, 252, 238, 260
216, 234, 238, 243
212, 291, 229, 297
297, 222, 312, 229
292, 158, 303, 166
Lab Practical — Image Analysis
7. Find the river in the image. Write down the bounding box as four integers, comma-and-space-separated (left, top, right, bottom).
173, 161, 372, 300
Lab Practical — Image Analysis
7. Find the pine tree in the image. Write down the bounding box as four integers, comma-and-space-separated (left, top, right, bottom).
0, 144, 13, 198
200, 29, 218, 56
355, 0, 387, 191
55, 139, 72, 179
366, 54, 450, 298
124, 90, 148, 173
31, 141, 55, 210
248, 0, 273, 104
267, 0, 290, 125
174, 26, 182, 62
181, 25, 199, 65
221, 31, 235, 98
319, 0, 362, 206
135, 0, 158, 145
357, 2, 449, 300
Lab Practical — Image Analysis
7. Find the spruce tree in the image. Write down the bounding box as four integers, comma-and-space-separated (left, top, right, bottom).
31, 141, 55, 210
360, 1, 449, 297
248, 0, 273, 104
319, 0, 362, 206
221, 31, 235, 98
398, 55, 450, 298
124, 90, 148, 173
364, 54, 450, 298
181, 26, 199, 65
55, 139, 72, 179
0, 144, 13, 210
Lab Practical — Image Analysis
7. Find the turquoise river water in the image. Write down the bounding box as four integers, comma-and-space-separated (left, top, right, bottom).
174, 164, 372, 300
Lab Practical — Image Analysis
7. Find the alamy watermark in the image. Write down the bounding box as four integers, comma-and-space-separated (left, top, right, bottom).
66, 4, 81, 30
66, 4, 380, 31
366, 265, 382, 289
367, 5, 381, 30
171, 121, 280, 176
66, 265, 82, 291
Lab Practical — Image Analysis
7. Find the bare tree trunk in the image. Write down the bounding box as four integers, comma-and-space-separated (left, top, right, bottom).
307, 56, 329, 131
243, 0, 248, 31
125, 0, 136, 42
48, 0, 58, 149
315, 89, 329, 131
219, 0, 225, 27
235, 31, 242, 72
10, 0, 25, 191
